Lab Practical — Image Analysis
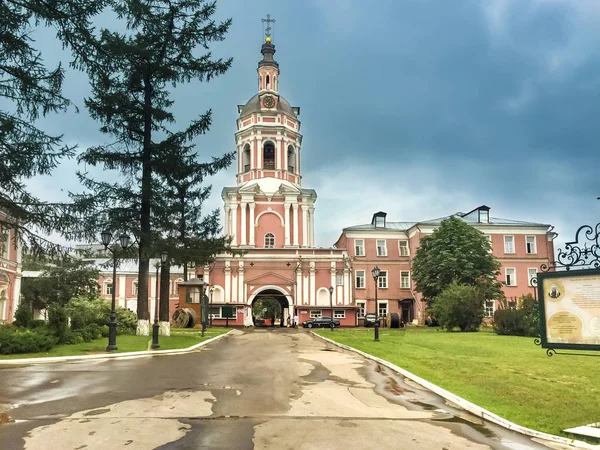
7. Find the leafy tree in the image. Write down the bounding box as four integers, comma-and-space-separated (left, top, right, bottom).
493, 294, 539, 337
412, 216, 504, 304
20, 258, 100, 310
252, 298, 281, 322
431, 283, 485, 332
68, 0, 232, 334
0, 1, 104, 256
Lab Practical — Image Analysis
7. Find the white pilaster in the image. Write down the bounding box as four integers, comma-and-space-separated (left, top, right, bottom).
302, 205, 308, 247
284, 203, 291, 246
238, 262, 245, 304
119, 275, 126, 307
309, 206, 315, 247
240, 202, 247, 246
330, 263, 336, 303
249, 203, 256, 246
344, 269, 351, 305
231, 202, 238, 246
204, 264, 210, 286
292, 204, 299, 246
224, 205, 231, 236
150, 275, 157, 318
309, 262, 316, 306
231, 274, 238, 303
296, 266, 302, 307
11, 275, 21, 321
224, 261, 231, 303
303, 275, 309, 305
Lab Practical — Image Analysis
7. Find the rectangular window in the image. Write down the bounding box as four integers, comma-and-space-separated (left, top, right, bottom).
221, 306, 236, 319
504, 236, 515, 254
354, 239, 365, 256
378, 271, 388, 288
376, 240, 387, 256
355, 270, 365, 288
528, 268, 537, 287
377, 301, 388, 318
505, 268, 516, 286
132, 281, 138, 296
310, 310, 322, 319
209, 306, 221, 319
479, 210, 489, 223
336, 273, 343, 286
526, 236, 537, 254
400, 271, 410, 289
398, 240, 409, 256
484, 300, 494, 317
2, 228, 9, 259
357, 302, 366, 318
484, 235, 492, 252
333, 310, 345, 319
105, 283, 113, 295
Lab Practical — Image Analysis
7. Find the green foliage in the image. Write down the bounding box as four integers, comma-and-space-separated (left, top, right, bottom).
47, 305, 69, 343
0, 325, 56, 355
431, 282, 485, 332
493, 294, 539, 337
13, 303, 33, 328
412, 216, 504, 304
252, 298, 282, 319
20, 258, 100, 309
65, 296, 136, 335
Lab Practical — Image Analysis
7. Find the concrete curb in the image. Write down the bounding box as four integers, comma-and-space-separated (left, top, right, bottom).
0, 330, 234, 366
312, 331, 599, 450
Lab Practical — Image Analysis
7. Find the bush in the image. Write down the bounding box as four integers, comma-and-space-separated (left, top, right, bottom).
493, 294, 539, 337
65, 296, 137, 336
13, 304, 32, 328
431, 283, 485, 332
30, 320, 47, 329
0, 325, 56, 354
48, 305, 69, 343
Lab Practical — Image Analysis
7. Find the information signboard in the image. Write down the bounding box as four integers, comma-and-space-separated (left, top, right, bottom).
538, 268, 600, 351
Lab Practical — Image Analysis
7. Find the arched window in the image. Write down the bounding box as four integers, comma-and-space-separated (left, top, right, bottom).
259, 75, 262, 90
263, 142, 275, 169
265, 233, 275, 248
266, 74, 270, 90
242, 144, 251, 172
287, 145, 295, 173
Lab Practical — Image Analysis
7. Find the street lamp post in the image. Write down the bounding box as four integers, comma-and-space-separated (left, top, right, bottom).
371, 266, 381, 342
209, 286, 214, 327
151, 251, 169, 349
101, 230, 132, 352
328, 286, 334, 331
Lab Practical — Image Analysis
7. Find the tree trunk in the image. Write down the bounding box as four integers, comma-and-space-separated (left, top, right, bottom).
159, 260, 171, 336
136, 75, 153, 336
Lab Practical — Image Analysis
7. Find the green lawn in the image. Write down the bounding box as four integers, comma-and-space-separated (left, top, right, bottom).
0, 327, 230, 360
316, 327, 599, 437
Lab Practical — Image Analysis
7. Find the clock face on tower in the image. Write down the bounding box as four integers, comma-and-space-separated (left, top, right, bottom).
263, 95, 275, 108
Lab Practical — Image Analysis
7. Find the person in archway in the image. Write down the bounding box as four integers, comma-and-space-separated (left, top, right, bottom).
280, 313, 285, 327
271, 313, 276, 327
293, 314, 298, 329
287, 314, 292, 328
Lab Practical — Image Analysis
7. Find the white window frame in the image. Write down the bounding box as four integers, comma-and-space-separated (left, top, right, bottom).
2, 228, 10, 260
333, 310, 345, 319
376, 239, 387, 257
400, 271, 410, 289
175, 278, 184, 293
479, 209, 489, 223
132, 280, 138, 296
526, 236, 537, 254
264, 233, 275, 249
336, 273, 343, 286
310, 310, 322, 319
504, 235, 515, 254
398, 240, 409, 256
377, 270, 388, 288
377, 300, 388, 318
484, 235, 492, 253
104, 279, 113, 295
484, 300, 495, 317
356, 301, 366, 318
505, 267, 517, 286
527, 268, 538, 287
355, 270, 365, 289
354, 239, 365, 256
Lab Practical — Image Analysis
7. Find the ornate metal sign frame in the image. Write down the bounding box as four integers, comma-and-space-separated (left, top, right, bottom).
533, 223, 600, 356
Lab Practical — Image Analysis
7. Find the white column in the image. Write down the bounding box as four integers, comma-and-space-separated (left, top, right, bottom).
344, 269, 351, 305
257, 139, 262, 169
150, 275, 157, 318
330, 264, 336, 304
224, 261, 231, 303
249, 203, 256, 246
204, 264, 210, 286
303, 274, 309, 305
11, 275, 22, 321
292, 204, 299, 246
301, 206, 308, 247
309, 206, 315, 247
225, 205, 231, 236
119, 275, 126, 307
309, 262, 316, 306
295, 267, 302, 307
238, 262, 245, 304
240, 202, 247, 246
231, 274, 238, 304
284, 203, 291, 246
231, 202, 238, 246
251, 139, 255, 169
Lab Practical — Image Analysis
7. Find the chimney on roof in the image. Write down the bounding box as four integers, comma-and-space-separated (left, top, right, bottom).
372, 211, 387, 228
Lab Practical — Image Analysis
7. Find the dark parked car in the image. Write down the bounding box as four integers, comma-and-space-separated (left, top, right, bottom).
302, 316, 340, 329
363, 313, 380, 328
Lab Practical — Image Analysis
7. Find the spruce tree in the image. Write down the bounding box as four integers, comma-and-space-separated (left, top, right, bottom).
0, 1, 103, 255
70, 0, 232, 334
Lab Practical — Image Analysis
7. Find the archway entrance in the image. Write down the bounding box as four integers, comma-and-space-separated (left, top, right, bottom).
250, 288, 290, 328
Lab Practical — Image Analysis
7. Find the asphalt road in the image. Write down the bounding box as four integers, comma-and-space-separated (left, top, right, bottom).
0, 329, 563, 449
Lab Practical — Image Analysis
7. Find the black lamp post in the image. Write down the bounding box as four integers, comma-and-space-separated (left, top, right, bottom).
328, 286, 334, 331
101, 230, 132, 352
209, 286, 214, 327
371, 266, 381, 342
151, 251, 168, 349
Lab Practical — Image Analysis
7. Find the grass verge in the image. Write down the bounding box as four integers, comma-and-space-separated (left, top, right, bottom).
316, 327, 599, 437
0, 327, 231, 360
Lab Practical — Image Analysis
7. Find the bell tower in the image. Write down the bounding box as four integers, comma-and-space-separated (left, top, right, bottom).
258, 14, 279, 93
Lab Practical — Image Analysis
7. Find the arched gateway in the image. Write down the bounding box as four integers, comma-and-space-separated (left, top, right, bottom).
192, 20, 356, 328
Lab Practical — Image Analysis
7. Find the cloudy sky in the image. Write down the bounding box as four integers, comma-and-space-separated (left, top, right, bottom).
28, 0, 600, 251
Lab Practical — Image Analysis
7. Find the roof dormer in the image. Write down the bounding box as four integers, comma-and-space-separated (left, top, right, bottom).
372, 211, 387, 228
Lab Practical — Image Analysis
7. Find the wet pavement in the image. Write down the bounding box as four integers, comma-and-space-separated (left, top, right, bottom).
0, 329, 566, 449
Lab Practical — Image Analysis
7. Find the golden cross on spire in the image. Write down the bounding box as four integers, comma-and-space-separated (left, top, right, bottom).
262, 14, 275, 43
